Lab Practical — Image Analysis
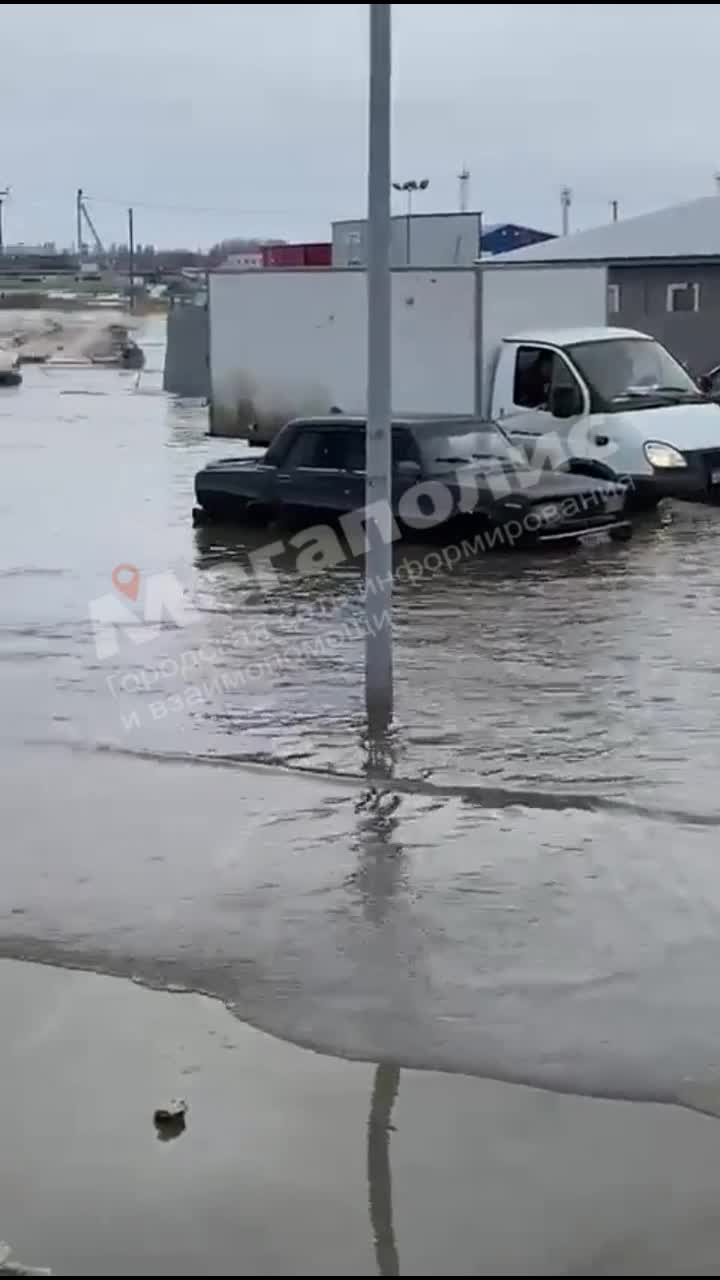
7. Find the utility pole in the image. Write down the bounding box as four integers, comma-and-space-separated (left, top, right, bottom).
458, 166, 470, 213
365, 1, 393, 734
76, 187, 83, 261
561, 186, 572, 236
611, 199, 619, 223
128, 207, 135, 311
0, 187, 9, 255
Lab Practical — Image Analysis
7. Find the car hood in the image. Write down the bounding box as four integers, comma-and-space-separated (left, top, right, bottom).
447, 460, 621, 502
506, 469, 621, 503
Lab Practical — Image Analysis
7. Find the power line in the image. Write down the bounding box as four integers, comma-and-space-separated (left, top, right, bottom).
0, 188, 320, 221
83, 194, 312, 218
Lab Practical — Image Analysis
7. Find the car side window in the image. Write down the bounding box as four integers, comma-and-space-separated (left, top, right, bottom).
392, 428, 421, 466
333, 427, 421, 471
281, 430, 324, 469
280, 425, 421, 472
281, 429, 350, 470
342, 430, 366, 472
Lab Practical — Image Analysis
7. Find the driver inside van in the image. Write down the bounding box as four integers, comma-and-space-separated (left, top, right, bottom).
524, 351, 555, 408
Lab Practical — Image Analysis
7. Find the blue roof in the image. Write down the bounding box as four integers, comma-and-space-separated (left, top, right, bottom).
480, 223, 555, 255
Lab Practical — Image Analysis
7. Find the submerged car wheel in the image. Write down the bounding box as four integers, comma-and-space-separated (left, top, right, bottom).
609, 523, 633, 542
193, 495, 251, 523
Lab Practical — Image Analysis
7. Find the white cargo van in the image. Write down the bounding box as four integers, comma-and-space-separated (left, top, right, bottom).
485, 325, 720, 507
207, 261, 720, 505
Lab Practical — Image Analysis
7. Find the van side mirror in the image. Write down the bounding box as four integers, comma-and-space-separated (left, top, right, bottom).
549, 384, 582, 419
697, 373, 712, 394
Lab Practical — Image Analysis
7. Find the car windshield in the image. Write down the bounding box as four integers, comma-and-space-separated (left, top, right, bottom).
419, 425, 516, 473
568, 338, 700, 403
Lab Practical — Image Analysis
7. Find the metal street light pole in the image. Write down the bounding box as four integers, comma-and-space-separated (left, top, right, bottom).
0, 188, 9, 255
365, 2, 393, 734
128, 207, 136, 312
561, 185, 572, 236
392, 177, 429, 265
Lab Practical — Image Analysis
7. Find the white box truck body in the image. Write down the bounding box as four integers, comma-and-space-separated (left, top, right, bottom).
208, 267, 477, 433
208, 263, 720, 504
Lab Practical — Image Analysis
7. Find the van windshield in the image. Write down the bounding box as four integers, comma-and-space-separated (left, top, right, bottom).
568, 338, 701, 404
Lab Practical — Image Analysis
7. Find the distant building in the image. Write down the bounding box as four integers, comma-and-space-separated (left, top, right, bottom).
0, 248, 76, 275
4, 241, 59, 256
219, 251, 264, 270
218, 243, 332, 270
493, 195, 720, 373
331, 212, 553, 268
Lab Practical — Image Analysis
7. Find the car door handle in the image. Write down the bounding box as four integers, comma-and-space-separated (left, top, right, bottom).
276, 474, 292, 484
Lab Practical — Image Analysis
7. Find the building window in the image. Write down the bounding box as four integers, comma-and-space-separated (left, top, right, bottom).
666, 282, 700, 313
607, 284, 621, 314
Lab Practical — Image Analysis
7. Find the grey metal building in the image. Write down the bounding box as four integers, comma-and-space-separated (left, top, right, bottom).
494, 196, 720, 374
333, 211, 483, 268
331, 212, 552, 269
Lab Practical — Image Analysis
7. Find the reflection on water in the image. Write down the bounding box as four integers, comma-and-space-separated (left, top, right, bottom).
352, 731, 405, 926
358, 735, 402, 1276
6, 330, 720, 1101
368, 1063, 401, 1278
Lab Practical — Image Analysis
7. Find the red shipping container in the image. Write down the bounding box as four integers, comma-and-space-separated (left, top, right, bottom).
262, 242, 331, 268
303, 242, 332, 266
261, 244, 300, 267
262, 244, 303, 267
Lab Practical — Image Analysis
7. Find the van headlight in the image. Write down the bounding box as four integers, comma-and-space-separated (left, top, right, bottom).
644, 441, 687, 469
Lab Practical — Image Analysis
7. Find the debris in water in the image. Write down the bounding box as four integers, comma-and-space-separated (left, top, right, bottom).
0, 1243, 52, 1276
153, 1098, 188, 1142
657, 497, 675, 525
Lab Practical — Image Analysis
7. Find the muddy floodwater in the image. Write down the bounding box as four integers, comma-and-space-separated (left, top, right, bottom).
4, 315, 720, 1106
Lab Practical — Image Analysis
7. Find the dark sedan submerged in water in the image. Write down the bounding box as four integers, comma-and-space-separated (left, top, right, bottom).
194, 414, 632, 548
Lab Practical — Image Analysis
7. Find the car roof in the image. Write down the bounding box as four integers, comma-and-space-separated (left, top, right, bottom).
285, 413, 500, 433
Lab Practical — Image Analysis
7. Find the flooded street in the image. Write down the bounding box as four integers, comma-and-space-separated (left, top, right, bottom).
4, 316, 720, 1107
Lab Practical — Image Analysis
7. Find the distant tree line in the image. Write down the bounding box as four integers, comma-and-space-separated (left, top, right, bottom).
107, 236, 286, 271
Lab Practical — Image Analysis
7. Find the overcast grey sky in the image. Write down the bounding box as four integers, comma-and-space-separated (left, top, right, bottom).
3, 3, 718, 249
